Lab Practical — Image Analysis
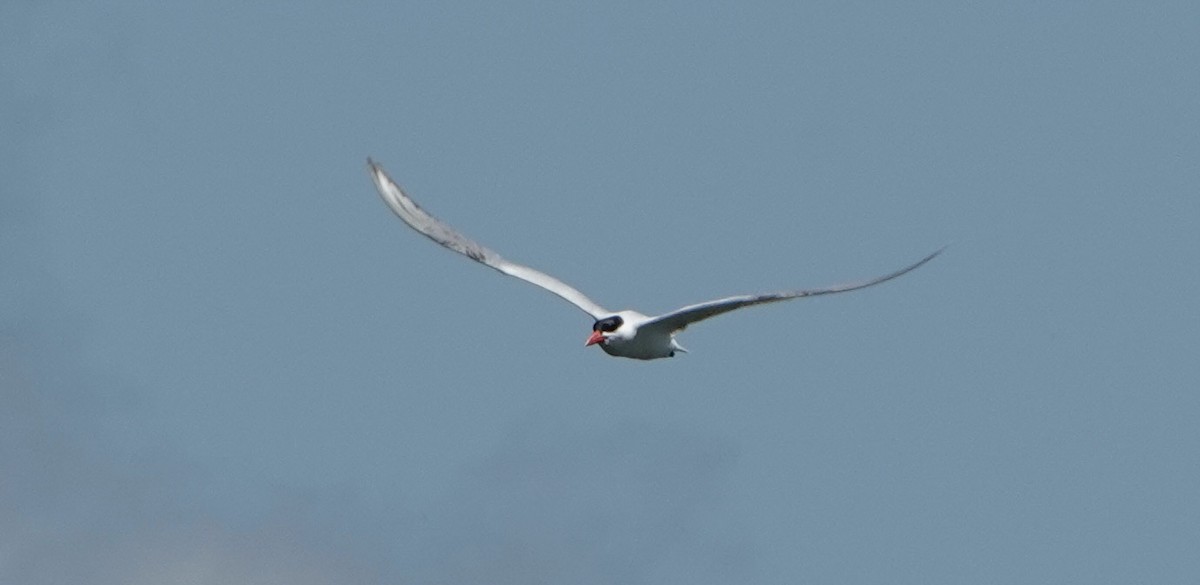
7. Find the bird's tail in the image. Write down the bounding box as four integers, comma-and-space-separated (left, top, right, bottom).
670, 338, 689, 354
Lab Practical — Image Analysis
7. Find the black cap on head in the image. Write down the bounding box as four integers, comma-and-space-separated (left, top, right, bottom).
592, 316, 624, 333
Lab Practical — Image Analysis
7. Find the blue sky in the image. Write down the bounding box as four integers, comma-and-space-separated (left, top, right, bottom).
4, 2, 1199, 583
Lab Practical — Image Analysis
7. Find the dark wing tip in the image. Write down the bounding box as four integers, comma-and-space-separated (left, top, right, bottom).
916, 245, 947, 267
872, 245, 946, 285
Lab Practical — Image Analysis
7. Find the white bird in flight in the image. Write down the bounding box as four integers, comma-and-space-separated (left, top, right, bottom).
368, 159, 941, 360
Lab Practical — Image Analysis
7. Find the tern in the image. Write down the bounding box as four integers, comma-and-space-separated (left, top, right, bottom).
368, 159, 941, 360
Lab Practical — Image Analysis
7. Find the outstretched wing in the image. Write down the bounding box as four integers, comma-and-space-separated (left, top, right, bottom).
641, 248, 943, 334
367, 159, 609, 319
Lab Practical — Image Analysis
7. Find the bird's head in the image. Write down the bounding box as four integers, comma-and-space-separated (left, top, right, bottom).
585, 315, 625, 347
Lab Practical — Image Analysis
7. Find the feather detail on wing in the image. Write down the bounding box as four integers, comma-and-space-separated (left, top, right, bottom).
642, 248, 943, 334
367, 159, 609, 319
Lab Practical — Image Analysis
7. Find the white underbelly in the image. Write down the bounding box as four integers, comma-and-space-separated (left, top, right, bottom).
601, 333, 676, 360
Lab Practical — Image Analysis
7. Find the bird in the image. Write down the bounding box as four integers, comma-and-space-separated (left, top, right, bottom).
367, 158, 941, 360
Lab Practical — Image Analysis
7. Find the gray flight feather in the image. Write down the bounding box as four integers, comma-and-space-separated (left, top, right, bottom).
368, 159, 610, 319
641, 247, 944, 334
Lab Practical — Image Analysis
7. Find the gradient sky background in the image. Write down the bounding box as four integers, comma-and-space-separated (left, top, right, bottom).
4, 2, 1199, 583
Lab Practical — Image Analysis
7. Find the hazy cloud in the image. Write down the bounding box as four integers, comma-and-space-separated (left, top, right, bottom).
407, 417, 746, 584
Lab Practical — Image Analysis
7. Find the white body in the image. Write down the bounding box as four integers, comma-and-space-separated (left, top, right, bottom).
596, 311, 687, 360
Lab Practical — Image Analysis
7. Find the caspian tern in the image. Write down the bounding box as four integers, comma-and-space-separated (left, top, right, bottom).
368, 159, 941, 360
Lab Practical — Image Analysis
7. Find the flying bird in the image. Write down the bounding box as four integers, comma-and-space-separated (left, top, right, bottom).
367, 159, 941, 360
